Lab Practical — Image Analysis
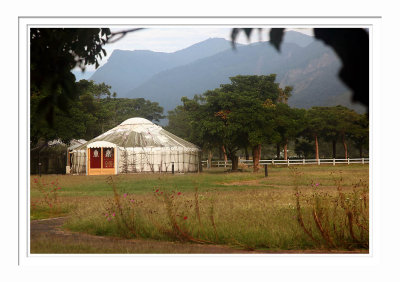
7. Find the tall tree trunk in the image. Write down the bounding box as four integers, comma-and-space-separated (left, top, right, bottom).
276, 144, 280, 159
221, 145, 228, 167
252, 144, 261, 172
342, 135, 348, 159
245, 147, 249, 160
315, 134, 319, 160
284, 138, 288, 160
207, 149, 212, 169
230, 155, 239, 171
332, 140, 337, 159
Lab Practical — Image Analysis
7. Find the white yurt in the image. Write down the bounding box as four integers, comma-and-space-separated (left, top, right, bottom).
70, 117, 201, 175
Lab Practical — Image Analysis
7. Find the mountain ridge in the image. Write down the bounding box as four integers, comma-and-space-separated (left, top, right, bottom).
89, 37, 239, 96
88, 31, 366, 120
125, 39, 351, 112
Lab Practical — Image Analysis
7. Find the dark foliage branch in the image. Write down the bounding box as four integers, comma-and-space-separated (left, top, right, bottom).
106, 28, 145, 44
30, 28, 111, 126
231, 28, 369, 108
30, 28, 147, 128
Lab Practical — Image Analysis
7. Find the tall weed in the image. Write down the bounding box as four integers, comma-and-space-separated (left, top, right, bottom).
292, 168, 369, 250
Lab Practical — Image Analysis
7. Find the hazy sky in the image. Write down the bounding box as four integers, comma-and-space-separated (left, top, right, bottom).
77, 27, 313, 73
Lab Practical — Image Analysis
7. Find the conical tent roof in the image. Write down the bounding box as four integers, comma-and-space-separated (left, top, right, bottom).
76, 117, 199, 150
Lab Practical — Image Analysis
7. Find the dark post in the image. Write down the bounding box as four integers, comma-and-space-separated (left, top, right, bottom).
264, 164, 268, 177
38, 150, 41, 177
199, 151, 203, 173
172, 162, 174, 174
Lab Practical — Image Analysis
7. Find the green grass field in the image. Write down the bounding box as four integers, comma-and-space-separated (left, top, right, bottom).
30, 164, 369, 253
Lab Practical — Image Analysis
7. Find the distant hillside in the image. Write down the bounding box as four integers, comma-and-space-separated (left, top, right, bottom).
281, 30, 314, 47
89, 30, 367, 119
89, 38, 237, 96
126, 37, 360, 114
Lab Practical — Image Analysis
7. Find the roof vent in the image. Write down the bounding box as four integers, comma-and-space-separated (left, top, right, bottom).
120, 117, 154, 126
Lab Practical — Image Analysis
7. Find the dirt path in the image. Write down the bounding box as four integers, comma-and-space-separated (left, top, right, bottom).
30, 218, 368, 254
30, 217, 260, 254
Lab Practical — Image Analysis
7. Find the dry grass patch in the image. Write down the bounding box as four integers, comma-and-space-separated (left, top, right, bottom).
30, 165, 369, 252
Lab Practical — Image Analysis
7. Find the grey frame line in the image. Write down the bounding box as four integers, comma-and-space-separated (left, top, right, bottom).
368, 26, 373, 255
21, 18, 374, 260
27, 24, 373, 26
26, 25, 30, 261
18, 18, 20, 266
19, 16, 382, 19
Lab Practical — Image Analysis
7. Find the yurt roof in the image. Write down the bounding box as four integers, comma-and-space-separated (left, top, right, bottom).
68, 139, 87, 150
75, 118, 200, 150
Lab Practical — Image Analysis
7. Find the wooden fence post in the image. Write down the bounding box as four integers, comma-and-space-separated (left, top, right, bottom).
333, 158, 335, 166
303, 159, 305, 165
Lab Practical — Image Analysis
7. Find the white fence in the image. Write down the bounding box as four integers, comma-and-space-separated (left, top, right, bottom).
202, 158, 369, 168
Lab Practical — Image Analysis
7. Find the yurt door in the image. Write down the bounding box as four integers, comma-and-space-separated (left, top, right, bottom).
87, 147, 116, 175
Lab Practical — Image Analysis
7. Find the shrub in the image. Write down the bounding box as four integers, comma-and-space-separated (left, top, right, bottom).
293, 169, 369, 250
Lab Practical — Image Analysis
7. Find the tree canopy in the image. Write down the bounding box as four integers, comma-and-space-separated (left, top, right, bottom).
167, 74, 369, 166
168, 75, 281, 170
31, 80, 164, 145
30, 28, 111, 126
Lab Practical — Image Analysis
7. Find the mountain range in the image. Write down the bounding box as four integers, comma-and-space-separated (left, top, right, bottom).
87, 31, 366, 119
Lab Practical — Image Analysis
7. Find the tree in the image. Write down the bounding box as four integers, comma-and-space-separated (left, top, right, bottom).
219, 75, 281, 102
349, 113, 369, 158
201, 89, 247, 171
277, 86, 293, 104
302, 107, 327, 161
220, 75, 280, 171
165, 105, 193, 141
176, 75, 280, 171
104, 97, 165, 128
295, 138, 315, 159
180, 94, 226, 168
271, 104, 306, 160
30, 80, 101, 144
31, 80, 165, 145
30, 28, 111, 126
334, 106, 359, 159
319, 107, 341, 159
317, 105, 360, 159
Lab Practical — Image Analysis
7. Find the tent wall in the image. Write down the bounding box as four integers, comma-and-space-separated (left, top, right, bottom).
117, 147, 200, 173
70, 150, 87, 174
71, 147, 200, 174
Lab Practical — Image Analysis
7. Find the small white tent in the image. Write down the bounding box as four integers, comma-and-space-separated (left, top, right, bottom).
66, 139, 87, 174
70, 118, 201, 175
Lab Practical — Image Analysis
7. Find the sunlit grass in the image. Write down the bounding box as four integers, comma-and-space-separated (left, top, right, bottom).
30, 164, 368, 196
